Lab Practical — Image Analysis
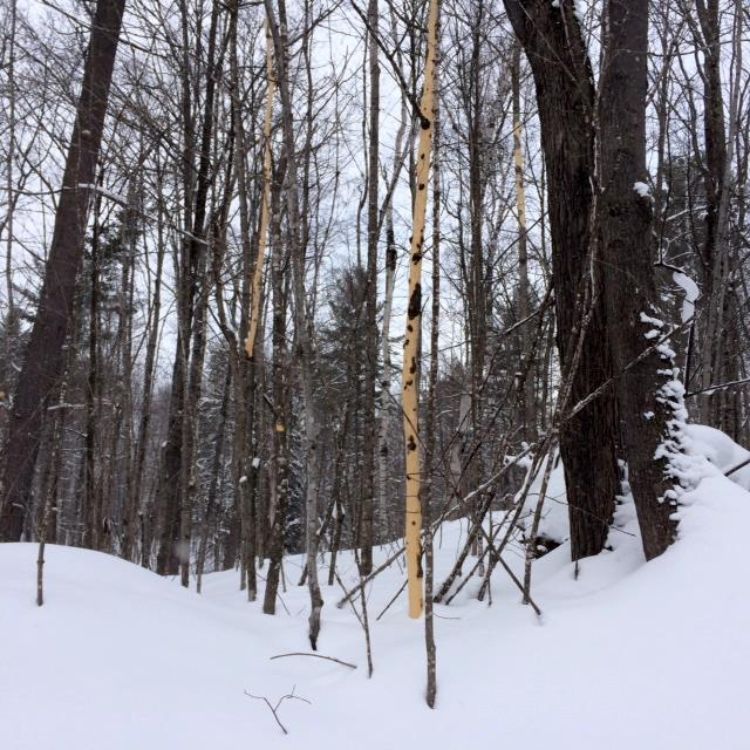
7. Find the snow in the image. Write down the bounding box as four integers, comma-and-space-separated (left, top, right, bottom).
633, 181, 652, 199
519, 450, 569, 544
686, 423, 750, 490
672, 270, 700, 323
2, 433, 750, 749
76, 183, 128, 205
639, 312, 664, 329
640, 311, 664, 341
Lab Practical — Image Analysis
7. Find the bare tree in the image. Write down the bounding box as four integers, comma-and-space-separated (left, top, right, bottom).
1, 0, 127, 541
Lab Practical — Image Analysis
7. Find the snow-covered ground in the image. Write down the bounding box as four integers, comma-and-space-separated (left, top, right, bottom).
2, 433, 750, 749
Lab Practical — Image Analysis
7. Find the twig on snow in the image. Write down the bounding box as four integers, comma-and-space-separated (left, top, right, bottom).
244, 685, 311, 735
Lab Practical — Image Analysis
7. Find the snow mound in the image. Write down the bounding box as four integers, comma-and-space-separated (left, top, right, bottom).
2, 460, 750, 749
686, 423, 750, 489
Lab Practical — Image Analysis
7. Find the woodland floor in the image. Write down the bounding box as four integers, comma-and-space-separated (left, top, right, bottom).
2, 429, 750, 749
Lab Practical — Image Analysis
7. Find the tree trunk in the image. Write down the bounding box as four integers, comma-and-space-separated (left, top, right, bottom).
264, 0, 324, 648
503, 0, 619, 561
402, 0, 440, 620
0, 0, 126, 541
262, 153, 290, 615
245, 21, 276, 361
511, 43, 536, 443
157, 0, 222, 576
598, 0, 679, 559
359, 0, 381, 576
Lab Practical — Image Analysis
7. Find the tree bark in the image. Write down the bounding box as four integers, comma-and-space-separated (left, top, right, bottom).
0, 0, 127, 541
264, 0, 325, 648
598, 0, 679, 559
503, 0, 619, 560
402, 0, 440, 619
245, 21, 277, 361
359, 0, 381, 577
511, 43, 536, 443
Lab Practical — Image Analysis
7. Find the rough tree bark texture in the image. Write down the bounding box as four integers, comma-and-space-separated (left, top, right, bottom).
157, 0, 222, 576
598, 0, 679, 559
0, 0, 126, 541
359, 0, 380, 577
503, 0, 619, 560
694, 0, 742, 436
265, 0, 324, 648
376, 98, 407, 540
511, 43, 537, 443
262, 160, 289, 616
402, 0, 440, 620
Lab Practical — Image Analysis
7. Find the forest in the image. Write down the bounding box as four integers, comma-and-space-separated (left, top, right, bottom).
1, 0, 749, 745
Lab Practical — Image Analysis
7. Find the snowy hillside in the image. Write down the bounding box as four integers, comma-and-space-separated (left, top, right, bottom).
2, 457, 750, 749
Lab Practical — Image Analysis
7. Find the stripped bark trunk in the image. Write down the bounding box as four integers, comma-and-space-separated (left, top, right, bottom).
402, 0, 440, 619
245, 21, 277, 361
423, 81, 441, 708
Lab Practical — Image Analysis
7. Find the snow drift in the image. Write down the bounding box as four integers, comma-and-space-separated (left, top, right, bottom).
1, 428, 750, 749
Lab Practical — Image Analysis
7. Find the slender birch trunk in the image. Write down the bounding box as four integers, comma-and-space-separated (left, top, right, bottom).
402, 0, 440, 620
423, 80, 440, 707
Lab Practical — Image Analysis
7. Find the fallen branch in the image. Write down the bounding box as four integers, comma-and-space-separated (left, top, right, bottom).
376, 578, 408, 621
335, 545, 405, 609
269, 652, 357, 670
726, 455, 750, 478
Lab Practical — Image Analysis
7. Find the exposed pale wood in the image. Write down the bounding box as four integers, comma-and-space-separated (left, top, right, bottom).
245, 22, 277, 361
402, 0, 440, 620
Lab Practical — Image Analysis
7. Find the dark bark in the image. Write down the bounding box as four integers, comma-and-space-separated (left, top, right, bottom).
598, 0, 678, 559
156, 0, 223, 575
0, 0, 126, 541
84, 192, 102, 550
262, 156, 290, 616
126, 163, 166, 566
359, 0, 380, 577
504, 0, 619, 560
